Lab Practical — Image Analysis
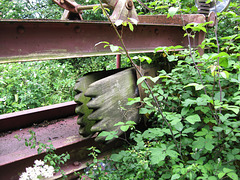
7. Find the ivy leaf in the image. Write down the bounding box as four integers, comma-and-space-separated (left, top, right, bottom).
186, 114, 201, 124
167, 7, 179, 18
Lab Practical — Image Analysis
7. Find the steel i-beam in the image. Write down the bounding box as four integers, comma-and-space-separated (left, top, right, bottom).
0, 15, 206, 63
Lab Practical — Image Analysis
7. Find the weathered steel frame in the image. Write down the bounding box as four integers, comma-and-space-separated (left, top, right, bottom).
0, 15, 206, 63
0, 14, 207, 179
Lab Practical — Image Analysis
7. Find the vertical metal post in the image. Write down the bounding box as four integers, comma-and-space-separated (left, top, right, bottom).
116, 54, 121, 68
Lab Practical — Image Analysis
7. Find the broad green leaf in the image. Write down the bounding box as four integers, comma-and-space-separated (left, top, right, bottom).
195, 128, 208, 136
220, 71, 230, 79
166, 149, 179, 158
110, 154, 123, 162
192, 137, 205, 149
150, 147, 166, 164
218, 172, 226, 179
126, 121, 136, 125
205, 141, 214, 151
185, 114, 201, 124
223, 168, 233, 173
98, 131, 110, 137
139, 108, 151, 114
184, 83, 205, 91
227, 172, 238, 180
137, 76, 146, 85
174, 122, 184, 132
181, 107, 189, 116
110, 45, 120, 52
171, 174, 180, 180
182, 127, 195, 134
213, 126, 223, 132
114, 122, 125, 126
120, 125, 129, 132
127, 97, 141, 105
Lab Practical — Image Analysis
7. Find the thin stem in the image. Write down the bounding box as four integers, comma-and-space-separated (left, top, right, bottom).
98, 0, 182, 160
178, 2, 219, 122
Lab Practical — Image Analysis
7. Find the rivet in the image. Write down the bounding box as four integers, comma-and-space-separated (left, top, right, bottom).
74, 26, 80, 33
17, 26, 25, 34
154, 28, 159, 35
126, 0, 133, 10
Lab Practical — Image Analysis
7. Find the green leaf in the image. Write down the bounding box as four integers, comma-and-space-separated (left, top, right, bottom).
171, 174, 180, 180
223, 168, 233, 173
194, 128, 208, 136
126, 121, 136, 125
114, 122, 125, 126
181, 107, 189, 116
120, 125, 129, 132
127, 97, 141, 105
205, 141, 214, 151
137, 76, 146, 85
139, 108, 151, 114
220, 71, 230, 79
182, 127, 195, 134
213, 126, 223, 132
185, 114, 201, 124
208, 176, 217, 180
184, 83, 205, 91
110, 45, 120, 52
128, 22, 134, 31
174, 122, 184, 132
150, 147, 166, 164
167, 7, 179, 18
218, 172, 226, 179
227, 172, 238, 180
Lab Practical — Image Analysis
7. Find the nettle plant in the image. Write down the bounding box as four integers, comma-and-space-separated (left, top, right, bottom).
82, 0, 240, 179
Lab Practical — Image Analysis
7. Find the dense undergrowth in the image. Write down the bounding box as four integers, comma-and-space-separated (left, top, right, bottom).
0, 0, 239, 179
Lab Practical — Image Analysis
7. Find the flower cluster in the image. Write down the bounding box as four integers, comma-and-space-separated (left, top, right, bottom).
19, 160, 54, 180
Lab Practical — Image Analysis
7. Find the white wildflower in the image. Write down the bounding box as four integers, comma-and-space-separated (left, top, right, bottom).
34, 160, 44, 166
19, 159, 54, 180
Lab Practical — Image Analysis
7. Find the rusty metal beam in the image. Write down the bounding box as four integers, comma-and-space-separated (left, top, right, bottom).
0, 114, 121, 180
0, 15, 205, 63
0, 101, 77, 132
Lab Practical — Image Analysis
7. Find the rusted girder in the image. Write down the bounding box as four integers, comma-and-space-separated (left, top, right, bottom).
0, 15, 206, 63
0, 114, 121, 180
0, 101, 77, 132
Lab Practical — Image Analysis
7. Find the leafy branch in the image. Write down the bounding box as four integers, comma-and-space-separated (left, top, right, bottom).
97, 0, 183, 160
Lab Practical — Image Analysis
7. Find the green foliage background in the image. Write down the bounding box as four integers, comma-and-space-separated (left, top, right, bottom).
0, 0, 128, 114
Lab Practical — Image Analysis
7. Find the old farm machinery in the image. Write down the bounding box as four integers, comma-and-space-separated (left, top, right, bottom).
0, 0, 230, 179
